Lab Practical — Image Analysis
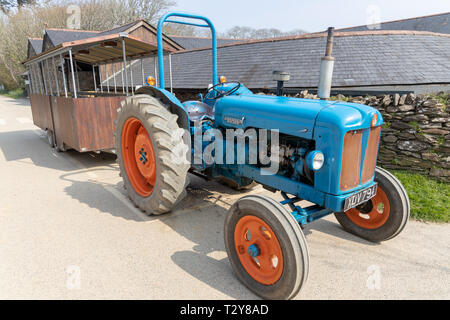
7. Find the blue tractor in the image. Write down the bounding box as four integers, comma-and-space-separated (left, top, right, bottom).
115, 13, 410, 300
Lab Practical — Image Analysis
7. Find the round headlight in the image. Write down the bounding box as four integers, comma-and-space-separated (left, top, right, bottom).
306, 151, 325, 171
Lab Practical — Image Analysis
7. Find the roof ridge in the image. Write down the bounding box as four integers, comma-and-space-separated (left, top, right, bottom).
174, 30, 450, 54
28, 37, 43, 40
337, 11, 450, 31
45, 27, 101, 33
168, 34, 245, 41
100, 19, 143, 33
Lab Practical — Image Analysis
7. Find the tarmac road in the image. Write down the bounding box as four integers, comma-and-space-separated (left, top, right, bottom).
0, 95, 449, 300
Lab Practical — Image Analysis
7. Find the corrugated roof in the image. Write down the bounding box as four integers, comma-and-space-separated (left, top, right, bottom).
104, 31, 450, 89
339, 12, 450, 34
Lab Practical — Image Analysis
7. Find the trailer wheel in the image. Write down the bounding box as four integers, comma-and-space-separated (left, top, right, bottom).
224, 195, 309, 300
115, 95, 190, 215
46, 130, 55, 148
334, 167, 410, 243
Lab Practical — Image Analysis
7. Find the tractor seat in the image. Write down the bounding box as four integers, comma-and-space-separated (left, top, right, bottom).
183, 101, 215, 122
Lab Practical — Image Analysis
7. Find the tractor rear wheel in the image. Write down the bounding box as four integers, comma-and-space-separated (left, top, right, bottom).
224, 195, 309, 300
115, 95, 190, 215
334, 167, 410, 243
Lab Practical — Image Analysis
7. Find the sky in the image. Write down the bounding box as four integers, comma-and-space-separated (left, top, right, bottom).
174, 0, 450, 33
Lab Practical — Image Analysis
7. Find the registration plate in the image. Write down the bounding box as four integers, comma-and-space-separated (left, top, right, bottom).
343, 184, 378, 212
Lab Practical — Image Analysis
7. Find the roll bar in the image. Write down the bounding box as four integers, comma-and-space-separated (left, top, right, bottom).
157, 12, 218, 89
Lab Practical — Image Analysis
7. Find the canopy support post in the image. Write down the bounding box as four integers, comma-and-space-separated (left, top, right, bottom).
41, 62, 48, 95
141, 58, 145, 86
46, 59, 53, 96
52, 57, 60, 96
105, 64, 110, 93
60, 54, 68, 98
69, 48, 77, 98
169, 53, 173, 93
154, 57, 158, 85
92, 65, 97, 92
122, 38, 129, 96
112, 63, 117, 94
130, 60, 134, 95
99, 65, 103, 92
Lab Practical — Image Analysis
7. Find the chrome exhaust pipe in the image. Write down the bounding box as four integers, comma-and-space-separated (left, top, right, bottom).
318, 27, 335, 100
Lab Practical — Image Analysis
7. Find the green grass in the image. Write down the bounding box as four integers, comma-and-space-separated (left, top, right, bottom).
0, 88, 26, 99
391, 170, 449, 223
430, 93, 449, 111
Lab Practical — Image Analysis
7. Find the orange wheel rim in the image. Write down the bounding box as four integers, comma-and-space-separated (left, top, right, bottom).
234, 216, 284, 285
345, 186, 390, 229
121, 117, 156, 197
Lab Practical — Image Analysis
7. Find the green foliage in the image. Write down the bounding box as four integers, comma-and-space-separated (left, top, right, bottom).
430, 93, 449, 111
329, 95, 350, 102
391, 170, 450, 223
0, 87, 25, 98
408, 121, 422, 133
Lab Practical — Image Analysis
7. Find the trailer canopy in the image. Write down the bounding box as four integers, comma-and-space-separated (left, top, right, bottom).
23, 32, 177, 65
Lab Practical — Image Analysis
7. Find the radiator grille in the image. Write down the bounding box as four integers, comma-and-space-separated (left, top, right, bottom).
361, 126, 381, 184
340, 130, 362, 191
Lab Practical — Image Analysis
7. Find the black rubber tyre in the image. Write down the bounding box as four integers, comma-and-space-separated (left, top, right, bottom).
224, 195, 309, 300
46, 129, 55, 148
115, 95, 190, 215
334, 167, 410, 243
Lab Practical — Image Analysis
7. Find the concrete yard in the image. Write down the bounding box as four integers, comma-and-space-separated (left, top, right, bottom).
0, 95, 449, 300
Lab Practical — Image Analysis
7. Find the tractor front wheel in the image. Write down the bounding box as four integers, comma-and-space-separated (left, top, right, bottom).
115, 95, 190, 215
224, 195, 309, 300
334, 167, 410, 243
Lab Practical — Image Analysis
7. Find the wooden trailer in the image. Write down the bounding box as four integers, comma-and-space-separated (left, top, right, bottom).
24, 32, 180, 152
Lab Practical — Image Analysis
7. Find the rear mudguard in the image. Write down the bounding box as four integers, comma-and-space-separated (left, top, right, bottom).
135, 86, 190, 131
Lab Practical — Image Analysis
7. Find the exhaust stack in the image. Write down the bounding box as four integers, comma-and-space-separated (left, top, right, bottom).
318, 27, 335, 100
273, 71, 290, 96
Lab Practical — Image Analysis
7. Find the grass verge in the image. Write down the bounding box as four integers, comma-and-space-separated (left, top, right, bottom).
0, 88, 26, 99
391, 170, 449, 223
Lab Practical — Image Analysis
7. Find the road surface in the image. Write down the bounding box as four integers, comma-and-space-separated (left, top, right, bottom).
0, 95, 449, 299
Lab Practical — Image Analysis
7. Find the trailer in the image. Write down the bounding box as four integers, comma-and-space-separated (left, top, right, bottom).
24, 32, 179, 153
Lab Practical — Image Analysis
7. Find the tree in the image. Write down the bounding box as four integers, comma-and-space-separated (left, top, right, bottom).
0, 0, 36, 14
221, 26, 308, 40
0, 0, 180, 89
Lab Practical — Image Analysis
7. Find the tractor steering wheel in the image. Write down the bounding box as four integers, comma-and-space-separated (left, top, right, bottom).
206, 82, 241, 100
